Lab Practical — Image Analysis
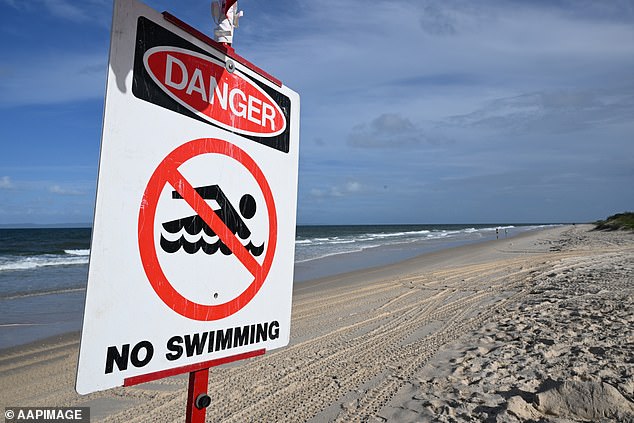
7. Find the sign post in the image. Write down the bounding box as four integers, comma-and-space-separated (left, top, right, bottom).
76, 1, 299, 419
186, 368, 209, 423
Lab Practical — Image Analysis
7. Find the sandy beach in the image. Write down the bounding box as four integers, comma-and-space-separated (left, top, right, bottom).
1, 225, 632, 422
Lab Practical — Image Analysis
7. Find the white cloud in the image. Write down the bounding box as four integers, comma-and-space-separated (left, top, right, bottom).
348, 114, 426, 148
346, 181, 361, 192
0, 53, 106, 106
309, 180, 363, 199
2, 0, 112, 24
42, 0, 90, 22
448, 88, 634, 134
49, 184, 83, 196
0, 176, 14, 189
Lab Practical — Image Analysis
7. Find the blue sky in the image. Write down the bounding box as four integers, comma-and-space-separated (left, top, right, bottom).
1, 0, 633, 226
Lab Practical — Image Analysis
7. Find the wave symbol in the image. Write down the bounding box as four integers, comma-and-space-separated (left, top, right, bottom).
159, 185, 263, 257
160, 215, 264, 256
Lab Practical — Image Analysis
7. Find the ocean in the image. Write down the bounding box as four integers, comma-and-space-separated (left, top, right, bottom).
0, 224, 549, 349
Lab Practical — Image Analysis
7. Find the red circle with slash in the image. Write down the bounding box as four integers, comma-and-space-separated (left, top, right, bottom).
138, 138, 277, 321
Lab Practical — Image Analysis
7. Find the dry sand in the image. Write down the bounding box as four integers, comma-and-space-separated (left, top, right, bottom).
1, 225, 632, 422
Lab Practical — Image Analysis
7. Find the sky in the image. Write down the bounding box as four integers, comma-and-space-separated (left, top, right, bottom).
0, 0, 633, 226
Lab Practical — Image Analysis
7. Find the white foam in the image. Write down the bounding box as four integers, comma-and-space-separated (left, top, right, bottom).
0, 254, 89, 272
294, 225, 552, 264
64, 249, 90, 256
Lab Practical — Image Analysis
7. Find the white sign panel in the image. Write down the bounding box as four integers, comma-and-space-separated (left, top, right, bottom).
76, 0, 299, 395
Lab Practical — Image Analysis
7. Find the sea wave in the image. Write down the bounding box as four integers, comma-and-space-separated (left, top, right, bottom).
294, 225, 541, 263
0, 286, 86, 300
0, 224, 537, 271
64, 249, 90, 256
370, 229, 431, 238
0, 253, 89, 272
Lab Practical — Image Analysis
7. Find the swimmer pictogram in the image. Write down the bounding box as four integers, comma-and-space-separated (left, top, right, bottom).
160, 185, 264, 256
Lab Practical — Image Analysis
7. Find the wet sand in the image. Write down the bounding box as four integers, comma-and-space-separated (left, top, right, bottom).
1, 225, 632, 422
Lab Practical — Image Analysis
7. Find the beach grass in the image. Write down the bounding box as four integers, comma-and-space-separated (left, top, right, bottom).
594, 211, 634, 231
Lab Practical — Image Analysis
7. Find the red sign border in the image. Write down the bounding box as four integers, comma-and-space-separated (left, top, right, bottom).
138, 138, 277, 321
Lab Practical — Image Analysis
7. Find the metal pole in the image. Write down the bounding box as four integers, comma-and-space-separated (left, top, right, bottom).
185, 368, 211, 423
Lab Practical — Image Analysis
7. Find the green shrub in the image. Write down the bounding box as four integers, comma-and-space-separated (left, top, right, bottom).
593, 212, 634, 231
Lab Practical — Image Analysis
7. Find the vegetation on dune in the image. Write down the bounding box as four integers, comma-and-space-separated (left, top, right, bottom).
593, 212, 634, 231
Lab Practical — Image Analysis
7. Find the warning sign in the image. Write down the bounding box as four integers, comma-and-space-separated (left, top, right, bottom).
76, 0, 299, 395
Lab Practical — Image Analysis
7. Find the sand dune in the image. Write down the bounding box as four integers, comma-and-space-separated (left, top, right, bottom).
1, 225, 632, 422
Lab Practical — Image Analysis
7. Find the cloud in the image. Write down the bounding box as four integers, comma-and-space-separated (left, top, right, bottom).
0, 176, 14, 189
419, 4, 458, 35
448, 88, 634, 134
347, 114, 453, 150
348, 113, 429, 148
0, 53, 106, 106
346, 181, 361, 192
309, 179, 363, 199
2, 0, 111, 24
49, 184, 83, 196
0, 0, 18, 7
41, 0, 90, 22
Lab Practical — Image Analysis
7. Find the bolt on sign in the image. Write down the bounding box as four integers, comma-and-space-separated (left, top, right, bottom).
76, 0, 300, 395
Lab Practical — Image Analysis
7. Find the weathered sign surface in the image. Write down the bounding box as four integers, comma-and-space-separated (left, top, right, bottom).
76, 0, 300, 395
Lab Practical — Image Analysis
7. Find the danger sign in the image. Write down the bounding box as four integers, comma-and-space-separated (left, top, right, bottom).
76, 0, 299, 395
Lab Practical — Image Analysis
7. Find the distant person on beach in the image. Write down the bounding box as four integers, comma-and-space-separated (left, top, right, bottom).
496, 228, 499, 239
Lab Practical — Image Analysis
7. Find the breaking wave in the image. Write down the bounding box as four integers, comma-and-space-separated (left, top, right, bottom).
0, 253, 89, 272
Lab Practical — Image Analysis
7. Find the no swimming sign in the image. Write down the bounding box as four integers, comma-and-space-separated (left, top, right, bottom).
76, 0, 300, 395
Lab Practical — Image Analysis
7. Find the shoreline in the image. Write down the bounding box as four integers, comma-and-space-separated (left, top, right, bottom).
1, 225, 550, 351
293, 224, 552, 282
293, 225, 558, 297
0, 225, 579, 355
2, 224, 632, 422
